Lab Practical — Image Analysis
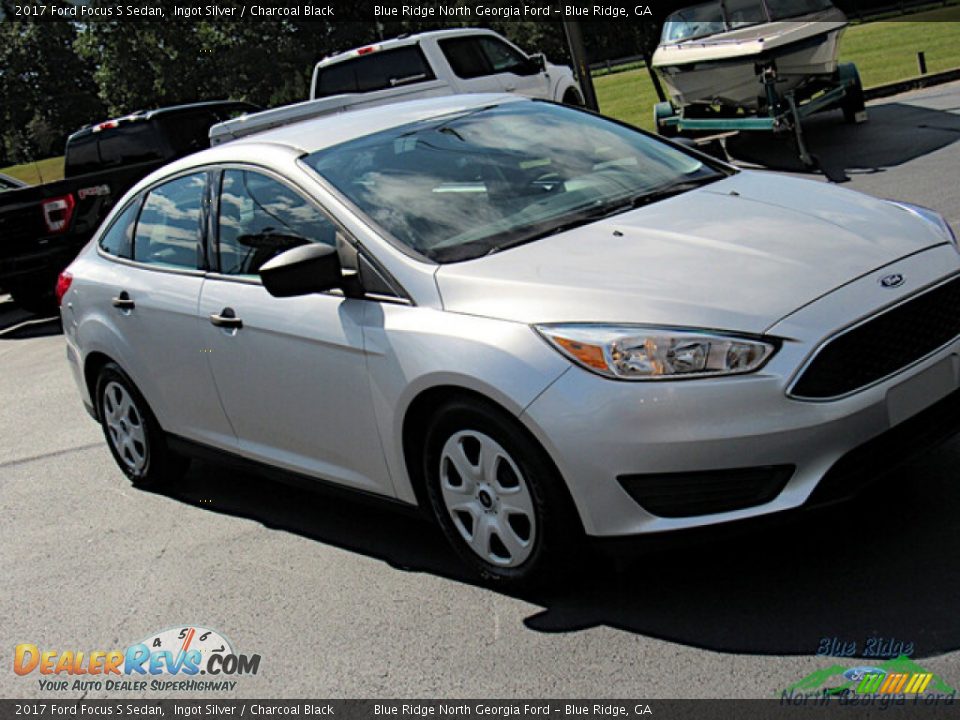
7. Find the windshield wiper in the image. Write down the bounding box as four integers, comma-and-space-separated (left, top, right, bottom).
479, 175, 722, 258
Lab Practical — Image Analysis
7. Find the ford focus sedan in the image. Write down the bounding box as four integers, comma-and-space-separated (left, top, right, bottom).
60, 95, 960, 585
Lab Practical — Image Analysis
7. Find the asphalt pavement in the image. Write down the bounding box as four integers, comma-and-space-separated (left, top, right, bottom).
2, 81, 959, 700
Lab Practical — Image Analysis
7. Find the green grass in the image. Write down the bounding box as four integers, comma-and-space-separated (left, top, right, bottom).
594, 8, 960, 130
0, 156, 64, 186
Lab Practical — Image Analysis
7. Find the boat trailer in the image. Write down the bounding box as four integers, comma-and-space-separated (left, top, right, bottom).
654, 61, 868, 168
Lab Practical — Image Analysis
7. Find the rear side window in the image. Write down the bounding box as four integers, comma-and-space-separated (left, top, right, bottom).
65, 135, 101, 177
133, 173, 206, 269
98, 199, 140, 258
216, 169, 336, 277
314, 46, 434, 97
98, 124, 164, 167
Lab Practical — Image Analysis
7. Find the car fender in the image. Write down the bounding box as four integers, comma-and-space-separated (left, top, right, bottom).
361, 304, 571, 505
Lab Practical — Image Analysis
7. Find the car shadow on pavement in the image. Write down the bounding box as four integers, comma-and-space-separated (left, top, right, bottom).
156, 437, 960, 660
725, 101, 960, 182
0, 295, 61, 339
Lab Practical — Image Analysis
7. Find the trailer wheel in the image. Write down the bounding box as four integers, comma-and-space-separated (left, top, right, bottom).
654, 101, 678, 137
838, 63, 867, 124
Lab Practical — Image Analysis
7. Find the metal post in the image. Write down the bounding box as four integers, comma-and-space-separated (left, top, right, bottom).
562, 20, 599, 111
917, 51, 927, 75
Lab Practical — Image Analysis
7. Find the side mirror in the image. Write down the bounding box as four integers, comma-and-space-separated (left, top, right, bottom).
531, 53, 547, 73
259, 244, 343, 298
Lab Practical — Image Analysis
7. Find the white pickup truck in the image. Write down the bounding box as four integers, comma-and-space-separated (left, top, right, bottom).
210, 29, 584, 147
311, 28, 584, 106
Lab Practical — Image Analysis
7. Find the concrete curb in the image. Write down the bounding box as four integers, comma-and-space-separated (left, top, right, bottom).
864, 68, 960, 101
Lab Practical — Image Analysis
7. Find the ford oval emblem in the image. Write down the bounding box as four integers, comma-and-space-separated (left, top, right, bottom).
880, 273, 905, 288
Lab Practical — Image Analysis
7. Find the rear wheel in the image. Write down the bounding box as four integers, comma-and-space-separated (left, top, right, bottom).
96, 363, 188, 489
422, 399, 580, 586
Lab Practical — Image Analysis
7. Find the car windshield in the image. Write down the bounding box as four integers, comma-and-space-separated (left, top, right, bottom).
304, 102, 725, 263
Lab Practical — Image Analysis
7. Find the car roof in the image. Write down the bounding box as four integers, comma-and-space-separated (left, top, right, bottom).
318, 28, 499, 67
228, 93, 526, 155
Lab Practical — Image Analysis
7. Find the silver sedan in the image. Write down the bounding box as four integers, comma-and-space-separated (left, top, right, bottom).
60, 95, 960, 585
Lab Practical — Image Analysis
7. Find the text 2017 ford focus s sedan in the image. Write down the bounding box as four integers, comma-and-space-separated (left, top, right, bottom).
60, 95, 960, 585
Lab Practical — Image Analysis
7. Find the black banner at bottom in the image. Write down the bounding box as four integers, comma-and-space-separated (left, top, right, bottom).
4, 699, 960, 719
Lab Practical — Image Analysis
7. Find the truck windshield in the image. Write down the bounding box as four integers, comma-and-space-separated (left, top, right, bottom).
304, 101, 725, 263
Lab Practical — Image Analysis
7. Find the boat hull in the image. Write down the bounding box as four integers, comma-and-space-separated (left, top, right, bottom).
652, 17, 847, 110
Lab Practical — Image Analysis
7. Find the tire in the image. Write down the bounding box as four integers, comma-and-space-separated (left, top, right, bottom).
839, 63, 866, 124
653, 101, 679, 138
95, 363, 188, 489
562, 88, 584, 107
422, 398, 581, 587
8, 279, 57, 315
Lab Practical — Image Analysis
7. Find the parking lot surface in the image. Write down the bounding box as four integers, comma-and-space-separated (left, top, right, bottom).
2, 81, 959, 699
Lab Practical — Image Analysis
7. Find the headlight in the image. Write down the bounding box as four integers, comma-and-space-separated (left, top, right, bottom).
535, 324, 776, 380
889, 201, 957, 248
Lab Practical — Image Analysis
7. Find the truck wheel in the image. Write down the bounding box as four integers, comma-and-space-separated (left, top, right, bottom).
422, 398, 582, 587
562, 89, 584, 107
8, 280, 57, 315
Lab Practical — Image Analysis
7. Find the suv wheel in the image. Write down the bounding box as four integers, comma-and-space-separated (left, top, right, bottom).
96, 363, 188, 488
423, 399, 579, 586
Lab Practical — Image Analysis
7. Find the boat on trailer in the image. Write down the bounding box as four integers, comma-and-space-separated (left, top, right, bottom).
652, 0, 849, 112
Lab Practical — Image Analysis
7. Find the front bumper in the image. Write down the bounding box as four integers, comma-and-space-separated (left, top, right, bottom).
521, 244, 960, 536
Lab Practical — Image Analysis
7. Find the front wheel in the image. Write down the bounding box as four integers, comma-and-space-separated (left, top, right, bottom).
96, 363, 188, 489
422, 399, 580, 586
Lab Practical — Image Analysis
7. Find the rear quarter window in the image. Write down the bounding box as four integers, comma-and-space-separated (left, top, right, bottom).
314, 46, 434, 97
98, 199, 141, 258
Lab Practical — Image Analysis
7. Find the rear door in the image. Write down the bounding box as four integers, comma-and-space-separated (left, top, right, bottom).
198, 167, 394, 496
96, 171, 235, 446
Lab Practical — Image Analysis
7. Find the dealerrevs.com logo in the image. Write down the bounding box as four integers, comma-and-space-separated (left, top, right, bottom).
14, 626, 260, 693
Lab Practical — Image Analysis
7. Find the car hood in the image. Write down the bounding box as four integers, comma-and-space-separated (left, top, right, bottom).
435, 171, 947, 334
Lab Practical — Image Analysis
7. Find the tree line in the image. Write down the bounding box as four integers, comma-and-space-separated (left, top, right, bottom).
0, 0, 657, 165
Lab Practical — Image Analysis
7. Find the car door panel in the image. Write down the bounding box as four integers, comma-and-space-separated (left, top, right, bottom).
198, 282, 395, 495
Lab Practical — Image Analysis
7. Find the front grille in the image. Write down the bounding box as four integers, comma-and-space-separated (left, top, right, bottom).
618, 465, 794, 518
807, 386, 960, 507
792, 275, 960, 399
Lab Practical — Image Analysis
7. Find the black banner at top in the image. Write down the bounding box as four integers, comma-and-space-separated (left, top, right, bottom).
5, 0, 959, 23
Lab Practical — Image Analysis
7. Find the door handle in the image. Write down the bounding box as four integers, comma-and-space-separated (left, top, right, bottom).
111, 292, 135, 310
504, 84, 517, 91
210, 307, 243, 330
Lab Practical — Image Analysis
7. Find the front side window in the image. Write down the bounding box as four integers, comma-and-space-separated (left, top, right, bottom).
99, 199, 140, 258
478, 37, 527, 74
133, 173, 206, 269
305, 101, 724, 263
216, 169, 336, 277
